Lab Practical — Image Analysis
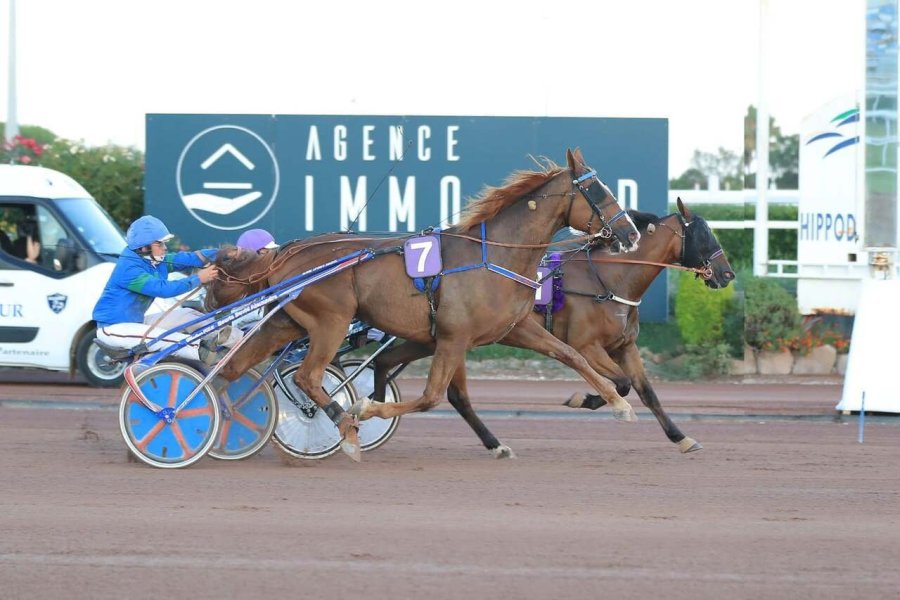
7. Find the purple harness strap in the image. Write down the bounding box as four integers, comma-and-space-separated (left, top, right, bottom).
533, 252, 565, 315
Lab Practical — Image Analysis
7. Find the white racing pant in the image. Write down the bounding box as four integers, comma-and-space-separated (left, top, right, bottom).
97, 308, 242, 361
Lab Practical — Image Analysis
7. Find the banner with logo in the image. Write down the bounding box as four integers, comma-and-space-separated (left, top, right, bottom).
797, 97, 864, 314
145, 114, 668, 320
798, 97, 860, 260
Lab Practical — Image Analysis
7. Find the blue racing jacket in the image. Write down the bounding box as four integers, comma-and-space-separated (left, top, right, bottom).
92, 247, 217, 327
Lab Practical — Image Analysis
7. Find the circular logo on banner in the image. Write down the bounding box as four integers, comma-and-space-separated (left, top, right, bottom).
176, 125, 280, 230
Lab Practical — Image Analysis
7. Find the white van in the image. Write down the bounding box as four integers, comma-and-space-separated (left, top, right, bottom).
0, 164, 129, 386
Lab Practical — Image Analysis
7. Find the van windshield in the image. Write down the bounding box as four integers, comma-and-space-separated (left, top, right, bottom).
54, 198, 127, 255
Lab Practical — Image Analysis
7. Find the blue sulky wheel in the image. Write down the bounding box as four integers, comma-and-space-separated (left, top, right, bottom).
271, 363, 358, 459
340, 359, 401, 453
207, 367, 277, 461
118, 362, 221, 469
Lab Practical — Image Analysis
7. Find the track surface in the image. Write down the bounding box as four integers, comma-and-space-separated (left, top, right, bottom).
1, 372, 897, 599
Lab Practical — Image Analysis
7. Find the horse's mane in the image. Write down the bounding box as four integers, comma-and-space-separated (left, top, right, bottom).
456, 158, 564, 231
627, 209, 662, 232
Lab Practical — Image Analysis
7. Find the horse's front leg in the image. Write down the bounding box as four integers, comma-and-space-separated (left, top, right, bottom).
283, 307, 363, 461
357, 337, 468, 420
501, 318, 637, 422
445, 364, 514, 459
615, 343, 701, 453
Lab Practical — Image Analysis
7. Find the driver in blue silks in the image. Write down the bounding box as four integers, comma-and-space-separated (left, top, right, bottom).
92, 215, 241, 364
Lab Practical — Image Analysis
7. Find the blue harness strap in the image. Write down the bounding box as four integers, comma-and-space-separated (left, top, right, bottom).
440, 222, 539, 289
411, 222, 540, 338
413, 275, 442, 293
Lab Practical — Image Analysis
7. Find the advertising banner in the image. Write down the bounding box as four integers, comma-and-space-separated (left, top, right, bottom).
145, 114, 668, 320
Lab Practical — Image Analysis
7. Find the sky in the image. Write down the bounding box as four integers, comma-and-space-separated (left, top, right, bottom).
1, 0, 865, 177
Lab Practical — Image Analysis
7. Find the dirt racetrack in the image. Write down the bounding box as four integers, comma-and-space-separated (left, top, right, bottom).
1, 372, 898, 600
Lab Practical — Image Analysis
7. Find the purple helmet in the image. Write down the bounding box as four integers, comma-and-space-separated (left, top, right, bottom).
236, 229, 277, 252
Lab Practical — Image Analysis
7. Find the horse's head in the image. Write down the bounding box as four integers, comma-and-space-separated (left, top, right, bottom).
565, 148, 640, 252
677, 197, 735, 289
203, 245, 270, 311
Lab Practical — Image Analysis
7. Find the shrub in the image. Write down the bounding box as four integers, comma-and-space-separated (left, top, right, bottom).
674, 270, 736, 345
790, 317, 851, 355
683, 343, 733, 379
743, 276, 802, 351
40, 139, 145, 228
1, 134, 44, 165
0, 125, 144, 229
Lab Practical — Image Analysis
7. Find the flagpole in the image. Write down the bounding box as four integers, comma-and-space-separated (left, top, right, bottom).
5, 0, 19, 144
753, 0, 770, 277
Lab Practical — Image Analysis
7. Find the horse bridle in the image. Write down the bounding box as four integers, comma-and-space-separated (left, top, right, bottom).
659, 214, 721, 281
569, 169, 629, 240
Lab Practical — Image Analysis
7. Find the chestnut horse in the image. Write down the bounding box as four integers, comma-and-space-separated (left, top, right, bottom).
369, 198, 735, 457
205, 148, 641, 460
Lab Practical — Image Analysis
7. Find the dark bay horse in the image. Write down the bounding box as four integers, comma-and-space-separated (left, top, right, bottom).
370, 198, 735, 457
205, 148, 641, 460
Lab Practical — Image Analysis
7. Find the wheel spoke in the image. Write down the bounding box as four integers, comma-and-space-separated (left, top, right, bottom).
218, 388, 235, 412
233, 410, 265, 433
179, 407, 213, 418
169, 419, 194, 457
135, 420, 165, 452
167, 371, 182, 407
218, 420, 232, 446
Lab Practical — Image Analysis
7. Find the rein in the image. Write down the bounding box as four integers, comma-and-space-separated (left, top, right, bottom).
215, 237, 401, 288
547, 215, 717, 311
566, 255, 712, 279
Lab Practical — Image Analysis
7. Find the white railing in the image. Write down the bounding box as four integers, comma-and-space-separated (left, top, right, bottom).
668, 189, 799, 206
669, 188, 801, 276
708, 220, 797, 230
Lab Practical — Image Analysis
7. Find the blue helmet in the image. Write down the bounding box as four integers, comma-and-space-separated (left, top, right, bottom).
126, 215, 174, 250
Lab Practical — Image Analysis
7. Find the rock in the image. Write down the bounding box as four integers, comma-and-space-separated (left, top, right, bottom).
792, 344, 837, 375
836, 353, 849, 376
730, 345, 757, 375
757, 348, 793, 375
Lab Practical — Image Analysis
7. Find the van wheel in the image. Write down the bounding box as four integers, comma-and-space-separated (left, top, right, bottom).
76, 331, 125, 388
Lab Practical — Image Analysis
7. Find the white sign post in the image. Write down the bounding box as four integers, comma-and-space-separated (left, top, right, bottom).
837, 279, 900, 413
797, 96, 864, 315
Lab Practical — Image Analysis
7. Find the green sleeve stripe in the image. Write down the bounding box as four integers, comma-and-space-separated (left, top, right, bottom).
126, 272, 155, 293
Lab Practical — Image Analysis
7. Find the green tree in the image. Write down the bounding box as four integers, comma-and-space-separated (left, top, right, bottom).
669, 167, 706, 190
1, 122, 144, 228
40, 140, 144, 228
743, 105, 799, 189
670, 148, 742, 190
0, 122, 57, 147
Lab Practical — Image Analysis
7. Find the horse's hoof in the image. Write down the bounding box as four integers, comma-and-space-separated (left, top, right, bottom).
338, 415, 362, 462
340, 431, 362, 463
490, 445, 517, 459
677, 437, 703, 453
613, 404, 638, 422
348, 398, 372, 420
563, 392, 585, 408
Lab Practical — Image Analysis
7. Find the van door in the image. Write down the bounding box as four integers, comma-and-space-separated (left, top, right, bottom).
0, 202, 109, 370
